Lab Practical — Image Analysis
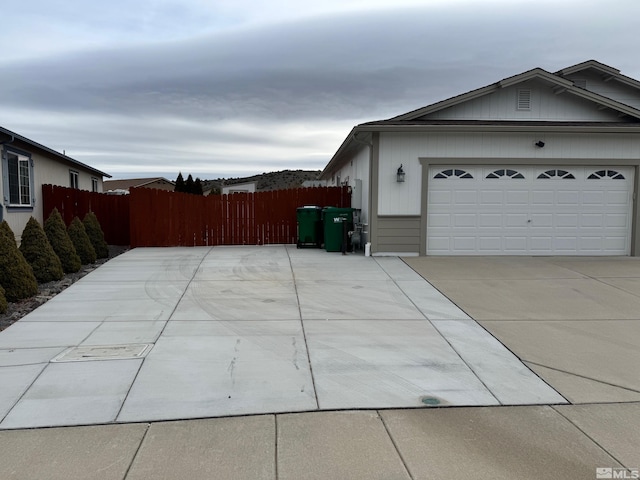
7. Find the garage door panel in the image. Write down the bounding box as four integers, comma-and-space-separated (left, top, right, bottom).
479, 214, 502, 227
604, 237, 627, 251
478, 237, 502, 251
428, 214, 451, 227
607, 191, 629, 205
555, 237, 579, 251
581, 214, 604, 228
427, 165, 632, 255
531, 190, 554, 205
504, 237, 527, 252
606, 214, 629, 228
555, 213, 579, 228
427, 236, 451, 253
480, 190, 503, 204
429, 190, 451, 205
453, 237, 477, 251
505, 190, 528, 204
530, 236, 553, 251
454, 190, 478, 204
557, 190, 579, 205
583, 190, 604, 204
529, 213, 553, 227
580, 236, 603, 250
505, 214, 528, 227
453, 214, 477, 227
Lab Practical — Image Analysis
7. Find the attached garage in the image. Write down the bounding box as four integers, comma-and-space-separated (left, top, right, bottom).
322, 60, 640, 257
427, 166, 634, 255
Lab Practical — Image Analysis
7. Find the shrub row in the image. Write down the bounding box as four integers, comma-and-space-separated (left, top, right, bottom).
0, 210, 109, 313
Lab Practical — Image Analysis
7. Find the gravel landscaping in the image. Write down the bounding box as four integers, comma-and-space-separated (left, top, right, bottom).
0, 245, 128, 331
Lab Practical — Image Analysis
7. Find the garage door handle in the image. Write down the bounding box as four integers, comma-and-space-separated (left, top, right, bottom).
527, 220, 531, 223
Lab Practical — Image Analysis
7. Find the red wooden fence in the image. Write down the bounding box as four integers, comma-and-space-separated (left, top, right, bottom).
42, 184, 351, 248
42, 185, 130, 245
129, 186, 351, 247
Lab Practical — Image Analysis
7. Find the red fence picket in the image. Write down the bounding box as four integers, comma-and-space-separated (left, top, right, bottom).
43, 184, 350, 248
128, 186, 351, 247
42, 185, 130, 245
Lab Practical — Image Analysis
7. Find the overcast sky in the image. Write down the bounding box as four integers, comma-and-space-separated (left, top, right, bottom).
1, 0, 639, 180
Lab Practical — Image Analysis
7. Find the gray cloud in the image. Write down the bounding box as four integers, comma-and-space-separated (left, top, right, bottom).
1, 1, 639, 178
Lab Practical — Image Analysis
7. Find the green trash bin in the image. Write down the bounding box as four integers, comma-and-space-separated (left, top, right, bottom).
296, 206, 323, 248
322, 207, 355, 252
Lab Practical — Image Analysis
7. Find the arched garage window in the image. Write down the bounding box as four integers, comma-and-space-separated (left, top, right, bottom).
588, 169, 625, 180
537, 169, 575, 179
433, 169, 473, 179
486, 169, 525, 179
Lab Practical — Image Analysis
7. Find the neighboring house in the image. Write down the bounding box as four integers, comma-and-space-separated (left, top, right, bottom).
302, 180, 328, 188
321, 60, 640, 256
222, 181, 257, 195
104, 177, 175, 193
1, 126, 110, 241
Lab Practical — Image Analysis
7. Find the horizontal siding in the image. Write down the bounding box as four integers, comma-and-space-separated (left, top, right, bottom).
377, 216, 420, 252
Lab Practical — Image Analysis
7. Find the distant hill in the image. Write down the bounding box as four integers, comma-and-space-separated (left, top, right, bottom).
203, 169, 322, 194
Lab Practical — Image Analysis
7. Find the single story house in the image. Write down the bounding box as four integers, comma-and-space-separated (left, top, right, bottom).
104, 177, 175, 193
321, 60, 640, 256
222, 181, 257, 195
1, 126, 110, 240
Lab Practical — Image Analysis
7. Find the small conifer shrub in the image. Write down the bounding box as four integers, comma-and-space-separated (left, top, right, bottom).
83, 212, 109, 259
68, 217, 96, 264
45, 208, 81, 273
20, 217, 64, 283
0, 285, 7, 314
0, 221, 38, 302
0, 221, 16, 247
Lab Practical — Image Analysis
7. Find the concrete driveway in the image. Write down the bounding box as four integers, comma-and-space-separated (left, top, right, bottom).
0, 246, 562, 429
1, 250, 639, 480
404, 256, 640, 404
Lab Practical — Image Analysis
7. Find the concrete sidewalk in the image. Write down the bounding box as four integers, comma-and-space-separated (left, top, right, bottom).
0, 406, 637, 480
1, 250, 638, 479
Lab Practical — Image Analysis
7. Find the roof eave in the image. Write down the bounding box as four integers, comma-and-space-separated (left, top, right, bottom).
556, 60, 621, 77
0, 126, 111, 178
348, 123, 640, 134
389, 69, 573, 122
320, 126, 371, 179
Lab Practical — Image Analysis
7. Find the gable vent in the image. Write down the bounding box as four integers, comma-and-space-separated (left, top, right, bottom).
517, 89, 531, 110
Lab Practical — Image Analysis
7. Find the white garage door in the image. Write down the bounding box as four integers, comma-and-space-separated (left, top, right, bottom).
427, 166, 634, 255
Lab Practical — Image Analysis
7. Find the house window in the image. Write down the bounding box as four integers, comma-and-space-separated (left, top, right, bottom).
517, 89, 531, 110
486, 169, 525, 179
91, 177, 99, 192
537, 169, 575, 179
433, 169, 473, 179
4, 150, 33, 207
588, 169, 625, 180
70, 170, 79, 189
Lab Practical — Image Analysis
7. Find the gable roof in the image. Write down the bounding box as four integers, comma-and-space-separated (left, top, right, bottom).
322, 60, 640, 178
555, 59, 640, 91
104, 177, 175, 191
390, 66, 640, 122
0, 125, 111, 178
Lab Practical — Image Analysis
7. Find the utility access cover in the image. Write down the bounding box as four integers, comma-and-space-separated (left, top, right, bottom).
51, 344, 153, 363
